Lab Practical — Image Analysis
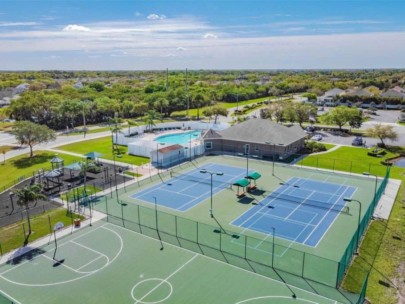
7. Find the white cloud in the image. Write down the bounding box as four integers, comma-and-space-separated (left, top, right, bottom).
0, 22, 40, 27
204, 33, 218, 39
62, 24, 91, 32
177, 46, 186, 51
135, 12, 142, 17
147, 14, 166, 20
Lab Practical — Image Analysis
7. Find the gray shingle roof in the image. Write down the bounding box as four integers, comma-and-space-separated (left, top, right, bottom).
215, 119, 306, 145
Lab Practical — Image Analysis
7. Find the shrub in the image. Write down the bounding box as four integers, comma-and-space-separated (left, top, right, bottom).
305, 141, 326, 153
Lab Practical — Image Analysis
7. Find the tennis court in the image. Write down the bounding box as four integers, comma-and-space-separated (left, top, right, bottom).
0, 221, 338, 304
130, 163, 247, 211
232, 177, 356, 247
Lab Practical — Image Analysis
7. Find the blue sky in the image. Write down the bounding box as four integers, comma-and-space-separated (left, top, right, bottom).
0, 0, 404, 70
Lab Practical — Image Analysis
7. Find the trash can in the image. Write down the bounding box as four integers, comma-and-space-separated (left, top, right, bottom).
74, 218, 81, 228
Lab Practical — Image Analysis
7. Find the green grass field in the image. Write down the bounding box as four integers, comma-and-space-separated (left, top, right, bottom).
56, 136, 149, 166
0, 151, 82, 191
0, 220, 338, 304
60, 185, 101, 202
0, 208, 85, 255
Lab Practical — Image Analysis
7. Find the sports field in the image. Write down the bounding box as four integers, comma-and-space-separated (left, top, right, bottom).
0, 221, 338, 304
0, 155, 382, 304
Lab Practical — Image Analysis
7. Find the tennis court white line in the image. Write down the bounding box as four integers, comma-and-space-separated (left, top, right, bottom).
134, 254, 198, 304
255, 210, 317, 227
107, 223, 338, 304
312, 187, 356, 248
302, 187, 351, 245
284, 190, 316, 220
235, 184, 292, 236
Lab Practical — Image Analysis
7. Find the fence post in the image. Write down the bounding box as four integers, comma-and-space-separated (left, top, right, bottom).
196, 222, 199, 244
302, 253, 306, 278
175, 216, 178, 238
105, 196, 109, 220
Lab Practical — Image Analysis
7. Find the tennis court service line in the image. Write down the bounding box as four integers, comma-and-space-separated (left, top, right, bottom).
302, 187, 351, 246
235, 183, 292, 236
284, 189, 316, 220
133, 254, 198, 304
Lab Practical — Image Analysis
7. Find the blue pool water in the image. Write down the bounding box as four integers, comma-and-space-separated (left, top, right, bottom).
394, 158, 405, 168
154, 130, 201, 144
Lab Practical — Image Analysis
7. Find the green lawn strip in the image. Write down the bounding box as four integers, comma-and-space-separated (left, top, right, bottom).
123, 171, 142, 177
0, 151, 82, 191
298, 146, 402, 177
61, 126, 112, 136
56, 136, 149, 166
300, 145, 405, 303
0, 208, 85, 255
323, 143, 336, 150
60, 185, 101, 202
171, 96, 274, 117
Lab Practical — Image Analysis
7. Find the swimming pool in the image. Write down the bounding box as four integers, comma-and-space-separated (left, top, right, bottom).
154, 130, 201, 144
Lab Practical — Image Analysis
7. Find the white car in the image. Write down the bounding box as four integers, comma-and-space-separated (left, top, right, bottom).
311, 134, 323, 141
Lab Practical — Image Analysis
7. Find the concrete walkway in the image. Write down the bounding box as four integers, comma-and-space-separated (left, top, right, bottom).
373, 178, 402, 220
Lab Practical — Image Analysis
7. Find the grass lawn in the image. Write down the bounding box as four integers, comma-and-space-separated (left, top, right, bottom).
123, 170, 142, 178
323, 143, 336, 150
171, 96, 273, 117
298, 145, 403, 177
0, 208, 85, 255
300, 145, 405, 303
61, 126, 112, 136
60, 185, 101, 202
0, 121, 14, 131
56, 136, 149, 166
0, 151, 83, 191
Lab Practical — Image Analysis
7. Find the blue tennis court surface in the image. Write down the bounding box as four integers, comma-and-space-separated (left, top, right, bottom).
232, 177, 356, 247
130, 163, 247, 211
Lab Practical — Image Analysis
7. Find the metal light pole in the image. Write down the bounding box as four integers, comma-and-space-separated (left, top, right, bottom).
363, 172, 378, 201
271, 227, 275, 267
344, 197, 362, 253
9, 191, 14, 214
200, 169, 224, 218
265, 141, 276, 176
153, 196, 158, 230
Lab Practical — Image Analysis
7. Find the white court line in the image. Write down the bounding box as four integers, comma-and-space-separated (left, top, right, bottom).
70, 240, 110, 261
284, 190, 316, 220
312, 187, 356, 248
76, 255, 105, 271
134, 255, 198, 304
302, 187, 351, 245
107, 223, 338, 304
255, 210, 317, 227
0, 289, 22, 304
0, 225, 124, 287
40, 254, 95, 274
0, 224, 108, 276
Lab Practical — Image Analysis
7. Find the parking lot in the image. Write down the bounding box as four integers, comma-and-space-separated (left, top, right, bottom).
310, 109, 405, 147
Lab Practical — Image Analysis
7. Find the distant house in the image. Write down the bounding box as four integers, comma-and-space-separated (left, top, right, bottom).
343, 88, 373, 97
317, 88, 344, 104
202, 119, 307, 160
381, 87, 405, 99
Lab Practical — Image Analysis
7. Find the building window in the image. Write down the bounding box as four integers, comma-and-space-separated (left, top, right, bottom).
254, 145, 259, 151
205, 142, 213, 150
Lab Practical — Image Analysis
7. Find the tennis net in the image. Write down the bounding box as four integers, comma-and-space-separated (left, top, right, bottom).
265, 191, 350, 214
168, 170, 232, 189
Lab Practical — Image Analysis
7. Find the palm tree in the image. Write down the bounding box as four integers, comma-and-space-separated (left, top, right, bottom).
125, 119, 138, 136
15, 184, 46, 239
144, 110, 161, 132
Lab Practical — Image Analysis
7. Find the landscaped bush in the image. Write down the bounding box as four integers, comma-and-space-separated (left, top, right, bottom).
367, 147, 386, 157
305, 141, 326, 153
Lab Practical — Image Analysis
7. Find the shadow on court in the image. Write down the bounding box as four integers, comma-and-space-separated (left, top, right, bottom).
6, 247, 46, 265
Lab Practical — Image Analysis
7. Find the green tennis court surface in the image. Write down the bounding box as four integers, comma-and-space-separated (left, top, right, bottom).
0, 221, 338, 304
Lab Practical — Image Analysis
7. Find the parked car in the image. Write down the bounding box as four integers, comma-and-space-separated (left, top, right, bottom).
311, 134, 323, 141
305, 126, 315, 133
352, 136, 363, 146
